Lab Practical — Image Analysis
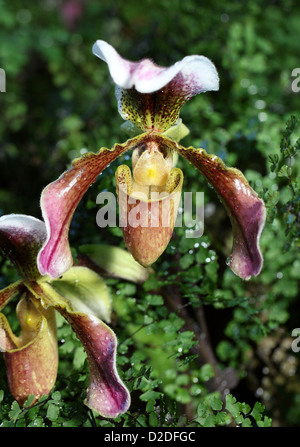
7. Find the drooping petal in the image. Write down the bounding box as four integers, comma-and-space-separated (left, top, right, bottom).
167, 136, 266, 280
0, 293, 58, 406
50, 266, 112, 323
93, 40, 219, 132
27, 281, 130, 418
116, 164, 183, 267
38, 134, 146, 279
0, 214, 46, 280
64, 311, 130, 418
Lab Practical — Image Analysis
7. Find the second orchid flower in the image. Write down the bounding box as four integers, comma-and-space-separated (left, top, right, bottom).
0, 214, 131, 418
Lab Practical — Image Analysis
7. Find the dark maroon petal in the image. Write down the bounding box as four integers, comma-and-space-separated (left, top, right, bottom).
63, 311, 130, 418
27, 281, 130, 418
161, 135, 266, 280
38, 135, 145, 279
0, 214, 46, 280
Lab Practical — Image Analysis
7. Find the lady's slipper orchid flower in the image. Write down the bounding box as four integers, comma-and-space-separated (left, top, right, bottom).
37, 40, 266, 281
0, 214, 130, 418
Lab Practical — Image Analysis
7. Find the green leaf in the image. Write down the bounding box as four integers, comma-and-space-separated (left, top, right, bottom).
136, 414, 148, 427
146, 294, 164, 306
257, 416, 272, 427
23, 394, 35, 408
9, 401, 22, 422
139, 390, 161, 402
215, 411, 231, 426
149, 411, 159, 426
27, 417, 45, 427
179, 253, 194, 270
63, 419, 78, 427
51, 391, 62, 402
202, 414, 216, 427
250, 401, 265, 422
199, 363, 215, 381
225, 394, 241, 419
278, 165, 289, 178
241, 418, 252, 427
46, 402, 60, 421
73, 345, 86, 369
207, 393, 223, 411
146, 399, 156, 412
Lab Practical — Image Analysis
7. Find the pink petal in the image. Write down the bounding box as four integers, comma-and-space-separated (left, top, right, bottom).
38, 136, 144, 279
64, 311, 130, 418
0, 214, 46, 280
93, 40, 219, 94
28, 281, 130, 418
93, 40, 219, 132
176, 145, 266, 279
151, 133, 266, 280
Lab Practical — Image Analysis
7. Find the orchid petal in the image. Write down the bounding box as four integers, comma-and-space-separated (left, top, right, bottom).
93, 40, 219, 94
27, 281, 130, 418
0, 214, 46, 280
78, 244, 151, 283
38, 134, 146, 279
93, 40, 219, 132
0, 294, 58, 406
170, 139, 266, 280
50, 266, 112, 323
66, 311, 130, 418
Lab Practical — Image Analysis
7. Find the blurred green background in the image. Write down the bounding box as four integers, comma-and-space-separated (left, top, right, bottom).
0, 0, 300, 427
